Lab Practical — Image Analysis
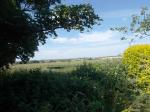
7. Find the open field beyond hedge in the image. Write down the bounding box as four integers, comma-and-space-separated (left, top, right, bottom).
11, 57, 121, 72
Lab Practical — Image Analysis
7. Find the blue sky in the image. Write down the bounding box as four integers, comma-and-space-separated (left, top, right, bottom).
33, 0, 150, 60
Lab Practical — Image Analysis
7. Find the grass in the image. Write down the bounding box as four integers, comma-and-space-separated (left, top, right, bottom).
11, 57, 121, 72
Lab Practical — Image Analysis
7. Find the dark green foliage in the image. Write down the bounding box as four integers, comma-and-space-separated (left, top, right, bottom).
132, 94, 150, 112
0, 69, 103, 112
73, 63, 136, 112
0, 62, 136, 112
0, 0, 101, 69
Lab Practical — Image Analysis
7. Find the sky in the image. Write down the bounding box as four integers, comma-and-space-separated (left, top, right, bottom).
33, 0, 150, 60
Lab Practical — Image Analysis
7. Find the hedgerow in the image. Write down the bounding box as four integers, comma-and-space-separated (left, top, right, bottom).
0, 62, 135, 112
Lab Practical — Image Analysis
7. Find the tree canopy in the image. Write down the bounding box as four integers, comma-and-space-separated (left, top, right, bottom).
111, 7, 150, 43
0, 0, 102, 69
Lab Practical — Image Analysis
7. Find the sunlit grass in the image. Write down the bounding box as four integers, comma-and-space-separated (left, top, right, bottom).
11, 57, 121, 73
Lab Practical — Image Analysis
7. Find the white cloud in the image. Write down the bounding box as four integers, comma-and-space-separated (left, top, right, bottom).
33, 30, 129, 60
33, 29, 150, 60
33, 43, 129, 60
49, 30, 119, 44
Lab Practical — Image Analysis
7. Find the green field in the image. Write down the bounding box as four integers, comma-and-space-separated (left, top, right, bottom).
11, 57, 121, 72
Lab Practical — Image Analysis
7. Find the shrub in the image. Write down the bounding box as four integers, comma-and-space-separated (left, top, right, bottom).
122, 93, 150, 112
122, 44, 150, 76
0, 69, 104, 112
73, 62, 136, 112
122, 44, 150, 93
122, 44, 150, 111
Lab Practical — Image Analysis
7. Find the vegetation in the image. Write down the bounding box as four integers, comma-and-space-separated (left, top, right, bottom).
1, 0, 150, 111
111, 7, 150, 42
0, 54, 150, 112
0, 0, 101, 68
111, 7, 150, 111
11, 58, 120, 72
122, 44, 150, 93
121, 44, 150, 112
0, 59, 136, 112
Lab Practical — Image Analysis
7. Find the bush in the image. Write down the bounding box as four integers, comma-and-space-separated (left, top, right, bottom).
73, 62, 136, 112
122, 44, 150, 93
122, 44, 150, 75
0, 69, 106, 112
122, 94, 150, 112
122, 44, 150, 112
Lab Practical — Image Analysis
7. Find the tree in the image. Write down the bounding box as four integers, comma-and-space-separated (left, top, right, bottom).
0, 0, 102, 69
111, 8, 150, 111
111, 7, 150, 43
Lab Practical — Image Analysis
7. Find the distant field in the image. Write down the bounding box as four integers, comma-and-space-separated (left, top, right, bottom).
11, 57, 121, 72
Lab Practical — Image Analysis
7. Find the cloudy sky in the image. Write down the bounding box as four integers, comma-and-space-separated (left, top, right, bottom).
33, 0, 150, 60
